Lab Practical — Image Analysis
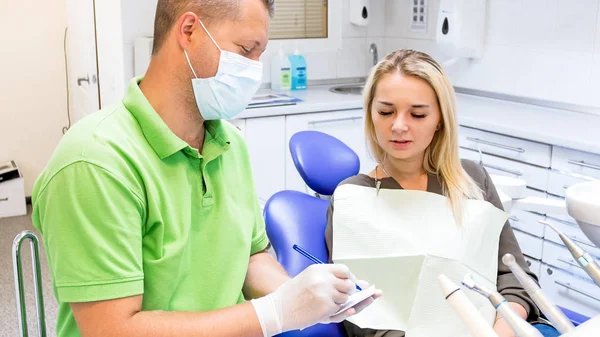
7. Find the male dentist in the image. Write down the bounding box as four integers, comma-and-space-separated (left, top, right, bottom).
32, 1, 379, 336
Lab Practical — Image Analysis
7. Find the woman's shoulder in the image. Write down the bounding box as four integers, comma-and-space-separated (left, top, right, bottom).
337, 174, 377, 188
460, 158, 488, 190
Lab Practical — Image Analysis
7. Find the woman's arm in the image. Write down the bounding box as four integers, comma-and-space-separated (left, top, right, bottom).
482, 166, 541, 322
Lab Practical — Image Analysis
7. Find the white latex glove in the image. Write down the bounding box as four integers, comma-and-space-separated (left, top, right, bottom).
251, 264, 376, 337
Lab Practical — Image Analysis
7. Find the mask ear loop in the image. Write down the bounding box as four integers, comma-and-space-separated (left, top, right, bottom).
197, 19, 222, 52
184, 50, 199, 79
183, 19, 222, 80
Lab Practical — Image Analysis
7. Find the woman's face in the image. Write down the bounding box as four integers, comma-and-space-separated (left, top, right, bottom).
371, 72, 441, 163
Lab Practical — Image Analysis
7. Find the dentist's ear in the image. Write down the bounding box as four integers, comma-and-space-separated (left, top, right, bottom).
177, 12, 200, 50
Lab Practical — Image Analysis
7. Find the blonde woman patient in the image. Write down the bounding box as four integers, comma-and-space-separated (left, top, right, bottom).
325, 50, 560, 337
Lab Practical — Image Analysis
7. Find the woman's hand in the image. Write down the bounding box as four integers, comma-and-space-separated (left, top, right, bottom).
492, 302, 528, 337
493, 317, 516, 337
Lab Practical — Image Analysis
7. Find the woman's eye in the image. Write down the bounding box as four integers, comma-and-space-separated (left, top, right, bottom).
412, 114, 426, 119
378, 111, 393, 116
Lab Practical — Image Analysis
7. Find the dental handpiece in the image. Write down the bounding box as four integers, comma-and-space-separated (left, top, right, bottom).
540, 220, 600, 287
438, 275, 498, 337
462, 274, 543, 337
502, 253, 574, 334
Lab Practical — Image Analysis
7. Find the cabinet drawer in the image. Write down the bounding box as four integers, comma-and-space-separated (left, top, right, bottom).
542, 240, 600, 282
525, 256, 542, 278
539, 264, 600, 318
545, 194, 576, 225
459, 148, 548, 191
552, 147, 600, 180
514, 229, 543, 260
509, 209, 545, 238
459, 126, 552, 167
542, 217, 600, 256
547, 170, 595, 198
0, 177, 26, 218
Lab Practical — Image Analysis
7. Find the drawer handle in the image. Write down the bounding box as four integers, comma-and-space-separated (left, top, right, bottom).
482, 163, 523, 177
466, 137, 526, 153
308, 116, 362, 125
509, 215, 520, 222
568, 160, 600, 171
544, 217, 577, 228
558, 258, 582, 270
567, 235, 597, 249
545, 219, 599, 248
554, 280, 600, 302
0, 197, 8, 202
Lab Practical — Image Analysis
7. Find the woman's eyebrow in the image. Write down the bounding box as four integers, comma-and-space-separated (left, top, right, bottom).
377, 101, 394, 106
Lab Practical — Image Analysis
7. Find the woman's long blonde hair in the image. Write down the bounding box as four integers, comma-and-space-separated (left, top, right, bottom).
364, 49, 483, 224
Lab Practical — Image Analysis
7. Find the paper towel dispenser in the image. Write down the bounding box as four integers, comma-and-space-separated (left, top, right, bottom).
349, 0, 369, 26
436, 0, 486, 59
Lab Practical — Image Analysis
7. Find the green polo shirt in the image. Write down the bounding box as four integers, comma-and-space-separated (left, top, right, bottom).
32, 78, 269, 337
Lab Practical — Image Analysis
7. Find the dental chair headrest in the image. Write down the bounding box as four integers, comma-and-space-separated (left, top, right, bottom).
289, 131, 360, 196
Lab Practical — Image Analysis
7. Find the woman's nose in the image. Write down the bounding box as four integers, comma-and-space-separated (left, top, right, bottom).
391, 116, 409, 133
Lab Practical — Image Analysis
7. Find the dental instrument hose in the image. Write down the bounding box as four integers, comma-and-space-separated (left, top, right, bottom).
502, 254, 574, 334
438, 275, 498, 337
462, 274, 543, 337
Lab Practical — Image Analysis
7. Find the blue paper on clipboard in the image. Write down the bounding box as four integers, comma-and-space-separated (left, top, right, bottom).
248, 93, 303, 108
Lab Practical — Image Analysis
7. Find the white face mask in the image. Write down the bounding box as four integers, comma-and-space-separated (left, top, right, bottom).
184, 20, 263, 120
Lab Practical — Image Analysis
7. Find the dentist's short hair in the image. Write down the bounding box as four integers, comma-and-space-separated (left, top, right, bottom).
152, 0, 275, 54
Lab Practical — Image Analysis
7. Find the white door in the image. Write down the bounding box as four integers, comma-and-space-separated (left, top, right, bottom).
65, 0, 100, 123
285, 110, 376, 194
94, 0, 126, 106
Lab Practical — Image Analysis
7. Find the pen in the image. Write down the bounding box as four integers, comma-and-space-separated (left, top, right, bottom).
292, 244, 363, 291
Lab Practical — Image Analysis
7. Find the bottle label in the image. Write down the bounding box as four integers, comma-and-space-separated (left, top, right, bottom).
281, 69, 291, 88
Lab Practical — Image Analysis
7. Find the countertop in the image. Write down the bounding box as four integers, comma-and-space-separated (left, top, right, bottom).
238, 85, 600, 155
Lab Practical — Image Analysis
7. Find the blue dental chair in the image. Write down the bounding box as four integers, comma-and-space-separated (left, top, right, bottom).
264, 130, 360, 337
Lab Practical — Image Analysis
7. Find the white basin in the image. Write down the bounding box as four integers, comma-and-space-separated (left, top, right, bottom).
566, 180, 600, 247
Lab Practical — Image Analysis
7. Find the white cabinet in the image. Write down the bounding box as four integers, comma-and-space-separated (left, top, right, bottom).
0, 177, 27, 218
459, 126, 552, 167
513, 229, 544, 260
552, 147, 600, 180
542, 217, 600, 256
284, 110, 377, 193
540, 264, 600, 318
510, 209, 545, 238
458, 124, 600, 318
459, 147, 548, 191
542, 240, 600, 282
244, 116, 286, 203
547, 170, 594, 198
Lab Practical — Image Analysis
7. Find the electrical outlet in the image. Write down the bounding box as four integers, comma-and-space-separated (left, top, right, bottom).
410, 0, 427, 32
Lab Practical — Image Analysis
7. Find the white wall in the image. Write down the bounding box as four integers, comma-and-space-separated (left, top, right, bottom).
120, 0, 158, 88
0, 0, 69, 196
260, 0, 387, 82
383, 0, 600, 112
119, 0, 387, 84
